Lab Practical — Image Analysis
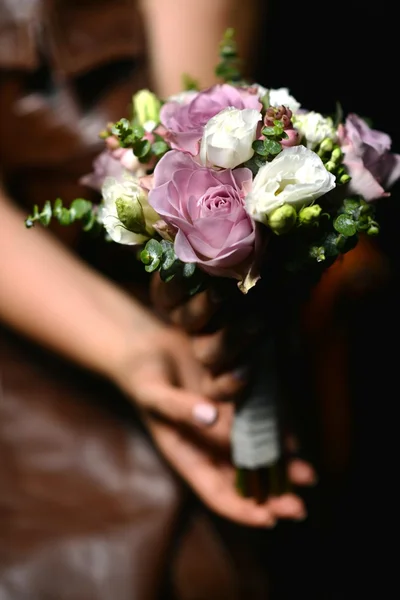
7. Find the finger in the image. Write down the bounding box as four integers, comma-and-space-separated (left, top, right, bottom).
150, 419, 277, 528
268, 493, 307, 521
170, 288, 221, 333
150, 272, 189, 316
287, 458, 317, 486
136, 381, 219, 428
191, 323, 260, 376
283, 433, 318, 486
201, 369, 248, 403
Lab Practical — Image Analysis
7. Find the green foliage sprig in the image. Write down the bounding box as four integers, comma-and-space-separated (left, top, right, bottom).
24, 198, 100, 232
283, 195, 379, 274
244, 122, 286, 174
215, 28, 243, 83
140, 239, 205, 294
110, 118, 168, 164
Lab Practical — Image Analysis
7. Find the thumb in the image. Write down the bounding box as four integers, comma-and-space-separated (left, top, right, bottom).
132, 376, 219, 428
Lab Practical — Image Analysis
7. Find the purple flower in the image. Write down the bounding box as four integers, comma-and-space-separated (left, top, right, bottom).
338, 114, 400, 201
160, 84, 262, 156
148, 150, 256, 279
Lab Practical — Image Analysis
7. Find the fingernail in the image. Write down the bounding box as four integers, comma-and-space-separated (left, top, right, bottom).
193, 403, 217, 425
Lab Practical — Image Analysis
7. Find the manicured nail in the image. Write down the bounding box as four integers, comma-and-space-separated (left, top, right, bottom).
193, 403, 217, 425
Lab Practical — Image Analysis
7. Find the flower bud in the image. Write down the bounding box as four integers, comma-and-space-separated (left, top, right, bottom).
325, 160, 336, 172
101, 176, 159, 245
339, 173, 351, 184
281, 128, 301, 148
319, 137, 334, 154
268, 204, 297, 235
299, 204, 322, 226
367, 224, 379, 236
133, 89, 161, 128
116, 195, 147, 235
331, 147, 343, 162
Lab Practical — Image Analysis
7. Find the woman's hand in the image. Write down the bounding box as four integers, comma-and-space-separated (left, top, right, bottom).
110, 319, 315, 527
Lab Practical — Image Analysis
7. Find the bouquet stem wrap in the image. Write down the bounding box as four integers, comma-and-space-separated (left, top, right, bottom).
232, 334, 288, 501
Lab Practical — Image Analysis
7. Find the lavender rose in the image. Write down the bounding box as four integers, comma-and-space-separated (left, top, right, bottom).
338, 113, 400, 201
160, 84, 262, 156
148, 150, 256, 279
80, 149, 129, 192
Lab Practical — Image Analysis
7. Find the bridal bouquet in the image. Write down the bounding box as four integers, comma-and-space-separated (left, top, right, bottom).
25, 30, 400, 500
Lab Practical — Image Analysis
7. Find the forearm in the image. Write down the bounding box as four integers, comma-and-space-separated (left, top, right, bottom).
139, 0, 263, 98
0, 193, 158, 379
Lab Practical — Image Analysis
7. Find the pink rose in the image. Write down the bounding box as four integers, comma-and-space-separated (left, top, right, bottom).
80, 149, 128, 192
148, 150, 256, 279
160, 84, 262, 156
338, 113, 400, 201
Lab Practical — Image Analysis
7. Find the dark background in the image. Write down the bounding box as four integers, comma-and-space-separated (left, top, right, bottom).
251, 3, 398, 597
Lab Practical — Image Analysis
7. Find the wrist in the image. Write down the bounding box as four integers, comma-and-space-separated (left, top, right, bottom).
98, 299, 167, 387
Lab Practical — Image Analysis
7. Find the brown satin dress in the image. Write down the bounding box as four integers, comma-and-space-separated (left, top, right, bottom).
0, 2, 395, 599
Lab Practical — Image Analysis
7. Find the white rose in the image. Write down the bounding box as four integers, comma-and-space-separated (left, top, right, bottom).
245, 145, 336, 224
293, 111, 337, 150
269, 87, 301, 113
200, 107, 262, 169
256, 86, 301, 113
100, 176, 159, 245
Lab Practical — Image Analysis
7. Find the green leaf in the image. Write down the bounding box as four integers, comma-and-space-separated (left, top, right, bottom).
38, 201, 52, 226
263, 139, 282, 155
334, 214, 357, 236
252, 140, 269, 156
131, 124, 145, 139
145, 260, 160, 273
323, 233, 341, 258
160, 240, 177, 271
254, 156, 267, 169
133, 139, 151, 158
70, 198, 93, 220
59, 207, 72, 226
53, 198, 63, 218
140, 239, 163, 271
343, 198, 360, 216
261, 126, 276, 137
182, 73, 200, 91
183, 262, 196, 278
151, 141, 169, 156
82, 210, 97, 232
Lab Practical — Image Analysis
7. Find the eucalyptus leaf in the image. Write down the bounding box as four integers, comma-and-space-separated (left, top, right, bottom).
334, 214, 357, 236
70, 198, 93, 220
152, 141, 169, 156
252, 140, 269, 156
133, 139, 151, 158
263, 139, 282, 155
183, 262, 196, 278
